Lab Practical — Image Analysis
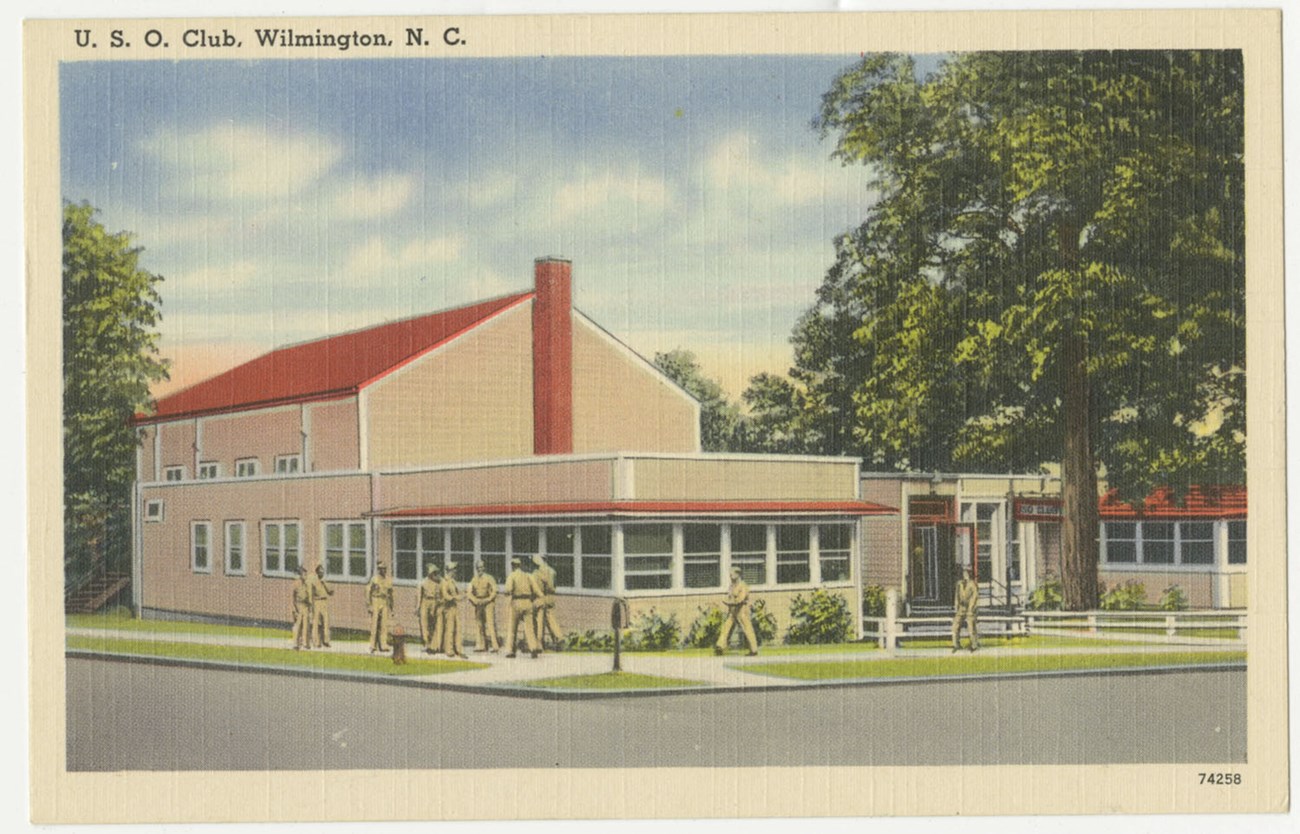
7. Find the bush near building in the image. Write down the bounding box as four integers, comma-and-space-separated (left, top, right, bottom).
685, 599, 778, 648
1158, 585, 1190, 611
1027, 577, 1064, 611
862, 584, 888, 617
1099, 580, 1149, 611
785, 590, 854, 645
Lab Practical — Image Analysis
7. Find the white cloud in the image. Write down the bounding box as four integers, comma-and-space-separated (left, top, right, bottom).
343, 233, 467, 277
328, 173, 414, 219
550, 172, 670, 222
706, 130, 871, 207
171, 259, 263, 293
140, 122, 343, 200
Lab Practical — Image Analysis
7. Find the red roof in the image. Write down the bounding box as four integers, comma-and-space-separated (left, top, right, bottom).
372, 500, 897, 519
137, 292, 533, 423
1099, 485, 1246, 520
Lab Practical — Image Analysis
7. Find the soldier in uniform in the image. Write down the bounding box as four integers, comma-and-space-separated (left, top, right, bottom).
714, 567, 759, 656
439, 561, 467, 659
416, 563, 443, 654
531, 554, 564, 651
309, 564, 334, 648
503, 557, 540, 658
952, 568, 980, 652
468, 561, 501, 652
290, 566, 313, 650
366, 562, 395, 653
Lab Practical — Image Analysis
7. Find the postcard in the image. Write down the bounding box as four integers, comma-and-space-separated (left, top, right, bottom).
25, 8, 1286, 824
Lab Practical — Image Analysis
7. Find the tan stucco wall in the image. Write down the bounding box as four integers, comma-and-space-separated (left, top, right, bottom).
200, 407, 302, 476
137, 425, 156, 482
631, 457, 858, 501
1228, 573, 1248, 608
862, 514, 903, 590
375, 459, 617, 511
158, 420, 196, 475
571, 318, 699, 454
309, 398, 360, 471
1097, 570, 1215, 608
365, 302, 533, 468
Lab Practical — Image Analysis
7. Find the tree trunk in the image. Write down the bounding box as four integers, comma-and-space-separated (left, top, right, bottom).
1060, 330, 1100, 610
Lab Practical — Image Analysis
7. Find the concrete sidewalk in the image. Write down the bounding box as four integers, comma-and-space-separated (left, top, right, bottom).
65, 624, 1245, 693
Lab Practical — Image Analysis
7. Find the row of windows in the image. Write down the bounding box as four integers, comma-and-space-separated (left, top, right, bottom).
1101, 521, 1246, 567
185, 520, 855, 592
163, 454, 301, 482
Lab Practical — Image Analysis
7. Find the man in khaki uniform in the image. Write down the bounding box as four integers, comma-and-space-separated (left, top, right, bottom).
531, 554, 564, 651
290, 566, 313, 650
503, 557, 540, 658
468, 561, 501, 652
308, 564, 334, 648
952, 568, 980, 652
366, 562, 395, 653
714, 567, 759, 656
416, 564, 443, 654
439, 562, 467, 659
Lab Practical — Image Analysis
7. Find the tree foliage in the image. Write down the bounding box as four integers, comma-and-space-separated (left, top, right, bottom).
64, 201, 169, 579
806, 51, 1243, 608
652, 348, 743, 451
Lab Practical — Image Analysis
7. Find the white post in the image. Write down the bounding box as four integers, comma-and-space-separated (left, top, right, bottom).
1165, 614, 1177, 637
885, 587, 900, 650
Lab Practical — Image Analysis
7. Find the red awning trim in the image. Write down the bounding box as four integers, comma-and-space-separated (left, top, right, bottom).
371, 500, 897, 520
1098, 486, 1246, 520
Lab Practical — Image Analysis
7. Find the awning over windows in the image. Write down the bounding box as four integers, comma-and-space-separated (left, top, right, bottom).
369, 500, 896, 521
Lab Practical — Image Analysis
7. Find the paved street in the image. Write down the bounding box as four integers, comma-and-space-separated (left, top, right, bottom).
66, 658, 1245, 771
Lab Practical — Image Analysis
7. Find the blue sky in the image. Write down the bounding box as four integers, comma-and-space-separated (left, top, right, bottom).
62, 56, 889, 398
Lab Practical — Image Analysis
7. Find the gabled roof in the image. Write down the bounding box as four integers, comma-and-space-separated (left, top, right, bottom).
138, 291, 533, 423
1099, 485, 1247, 520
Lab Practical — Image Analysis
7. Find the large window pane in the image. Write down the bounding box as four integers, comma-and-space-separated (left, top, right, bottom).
623, 525, 673, 590
1228, 521, 1247, 565
775, 525, 811, 584
479, 527, 507, 582
730, 524, 768, 586
1142, 522, 1175, 565
1104, 522, 1137, 563
580, 526, 612, 590
1179, 521, 1215, 565
547, 526, 577, 588
683, 524, 721, 588
512, 527, 540, 559
449, 528, 474, 581
818, 524, 852, 582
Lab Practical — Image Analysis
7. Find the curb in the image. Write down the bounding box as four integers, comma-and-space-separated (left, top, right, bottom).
65, 649, 1246, 701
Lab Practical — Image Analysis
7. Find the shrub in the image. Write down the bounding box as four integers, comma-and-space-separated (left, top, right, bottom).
1026, 577, 1063, 611
685, 599, 778, 648
624, 608, 681, 651
784, 589, 854, 645
1158, 585, 1189, 611
560, 629, 615, 652
862, 584, 888, 618
1099, 580, 1148, 611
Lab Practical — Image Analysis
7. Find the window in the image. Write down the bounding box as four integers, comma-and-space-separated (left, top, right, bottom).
394, 526, 446, 581
1143, 522, 1175, 565
818, 525, 852, 582
1179, 521, 1215, 565
479, 527, 507, 583
197, 462, 220, 479
580, 526, 612, 590
775, 526, 811, 584
622, 524, 673, 590
1104, 522, 1138, 563
1228, 521, 1247, 565
236, 458, 260, 478
144, 499, 164, 522
682, 524, 722, 589
448, 528, 474, 582
730, 524, 768, 586
323, 521, 369, 580
225, 521, 246, 575
191, 522, 212, 573
274, 454, 301, 474
546, 526, 577, 588
164, 466, 185, 482
263, 521, 301, 576
512, 527, 540, 561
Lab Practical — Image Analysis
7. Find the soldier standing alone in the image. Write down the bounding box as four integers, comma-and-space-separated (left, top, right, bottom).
439, 562, 467, 659
416, 564, 442, 654
532, 554, 564, 651
309, 564, 334, 648
503, 557, 540, 658
714, 567, 759, 656
952, 568, 980, 652
366, 562, 395, 653
468, 561, 502, 652
290, 566, 313, 650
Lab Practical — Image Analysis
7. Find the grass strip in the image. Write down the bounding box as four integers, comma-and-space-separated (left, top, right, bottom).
897, 635, 1143, 650
67, 634, 486, 677
736, 650, 1246, 681
525, 671, 706, 690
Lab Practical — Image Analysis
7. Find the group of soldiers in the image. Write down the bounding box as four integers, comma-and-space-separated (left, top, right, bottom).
348, 554, 566, 658
289, 564, 335, 650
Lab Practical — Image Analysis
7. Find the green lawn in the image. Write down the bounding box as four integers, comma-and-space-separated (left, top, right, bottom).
67, 610, 371, 642
736, 650, 1247, 681
897, 635, 1144, 650
66, 634, 486, 677
525, 671, 706, 690
1044, 625, 1242, 640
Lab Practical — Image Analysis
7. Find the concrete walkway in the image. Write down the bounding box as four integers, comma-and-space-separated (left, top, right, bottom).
66, 625, 1245, 692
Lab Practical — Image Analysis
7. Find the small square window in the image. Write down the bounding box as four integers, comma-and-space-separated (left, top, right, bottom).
198, 462, 220, 479
164, 466, 185, 482
275, 454, 301, 474
235, 458, 260, 478
144, 499, 164, 522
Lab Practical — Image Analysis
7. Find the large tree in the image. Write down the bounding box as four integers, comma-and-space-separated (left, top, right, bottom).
814, 51, 1244, 608
63, 201, 169, 583
652, 348, 743, 452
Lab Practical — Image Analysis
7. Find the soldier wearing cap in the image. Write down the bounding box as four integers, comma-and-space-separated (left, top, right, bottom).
503, 557, 540, 658
714, 567, 759, 656
308, 564, 335, 648
532, 554, 564, 651
468, 561, 501, 652
952, 568, 980, 652
439, 562, 467, 659
416, 563, 443, 654
290, 566, 313, 650
366, 562, 395, 653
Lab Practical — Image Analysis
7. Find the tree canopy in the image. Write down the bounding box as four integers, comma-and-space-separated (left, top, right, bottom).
64, 201, 169, 579
801, 51, 1244, 607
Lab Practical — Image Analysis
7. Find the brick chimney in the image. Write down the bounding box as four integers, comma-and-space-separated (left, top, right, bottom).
532, 257, 573, 455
